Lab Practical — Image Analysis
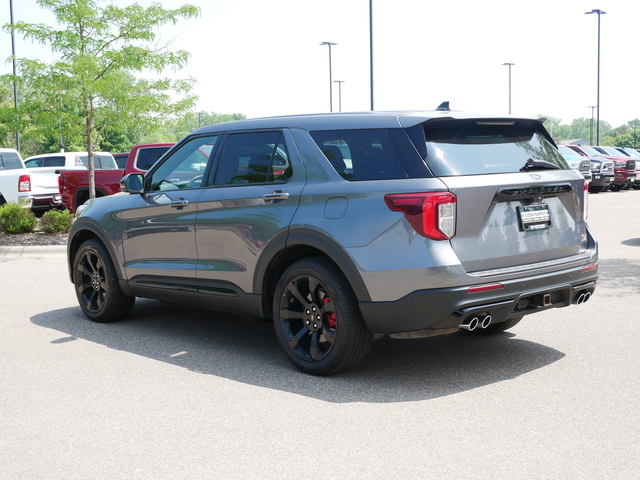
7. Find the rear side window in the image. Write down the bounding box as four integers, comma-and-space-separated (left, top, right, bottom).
77, 155, 116, 169
215, 131, 292, 185
43, 156, 66, 167
310, 129, 408, 181
412, 120, 569, 176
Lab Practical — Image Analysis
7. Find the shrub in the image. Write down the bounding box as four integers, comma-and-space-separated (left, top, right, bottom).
0, 203, 39, 234
40, 209, 74, 234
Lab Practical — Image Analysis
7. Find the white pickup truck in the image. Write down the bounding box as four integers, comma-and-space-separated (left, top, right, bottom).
23, 151, 117, 212
0, 148, 62, 210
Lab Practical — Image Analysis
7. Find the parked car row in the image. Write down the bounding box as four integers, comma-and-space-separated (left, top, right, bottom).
559, 144, 639, 193
0, 147, 173, 214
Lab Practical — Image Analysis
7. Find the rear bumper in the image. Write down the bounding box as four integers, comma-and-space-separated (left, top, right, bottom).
359, 263, 598, 334
18, 195, 33, 209
31, 194, 63, 210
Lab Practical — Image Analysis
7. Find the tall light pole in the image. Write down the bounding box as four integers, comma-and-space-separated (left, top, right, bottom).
585, 9, 606, 146
9, 0, 21, 151
632, 123, 637, 149
501, 63, 515, 115
320, 42, 337, 112
588, 106, 596, 145
369, 0, 374, 111
334, 80, 345, 112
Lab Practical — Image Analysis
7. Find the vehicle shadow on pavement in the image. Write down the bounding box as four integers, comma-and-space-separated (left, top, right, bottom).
32, 299, 565, 403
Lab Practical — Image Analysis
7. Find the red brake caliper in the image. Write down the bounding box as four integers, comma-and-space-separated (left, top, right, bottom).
322, 297, 337, 327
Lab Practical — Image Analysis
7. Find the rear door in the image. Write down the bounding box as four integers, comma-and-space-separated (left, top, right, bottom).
194, 129, 305, 295
418, 119, 588, 273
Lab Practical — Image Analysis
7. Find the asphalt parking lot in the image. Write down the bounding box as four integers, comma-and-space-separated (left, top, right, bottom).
1, 189, 639, 479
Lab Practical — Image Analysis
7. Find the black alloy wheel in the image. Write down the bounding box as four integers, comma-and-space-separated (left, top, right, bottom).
74, 238, 135, 322
273, 258, 372, 375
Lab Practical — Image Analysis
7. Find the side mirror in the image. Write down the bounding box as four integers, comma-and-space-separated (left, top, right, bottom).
120, 173, 144, 193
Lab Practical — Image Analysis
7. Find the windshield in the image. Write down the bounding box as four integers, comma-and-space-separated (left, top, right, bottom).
574, 145, 602, 157
421, 120, 568, 176
558, 145, 581, 157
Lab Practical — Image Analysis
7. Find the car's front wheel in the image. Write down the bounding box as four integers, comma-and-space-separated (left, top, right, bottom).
73, 238, 135, 322
273, 258, 373, 375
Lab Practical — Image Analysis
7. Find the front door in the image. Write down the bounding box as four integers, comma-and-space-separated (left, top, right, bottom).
120, 135, 220, 289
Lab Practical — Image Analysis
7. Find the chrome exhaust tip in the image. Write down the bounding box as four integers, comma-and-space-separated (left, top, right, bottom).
459, 316, 479, 331
480, 315, 492, 329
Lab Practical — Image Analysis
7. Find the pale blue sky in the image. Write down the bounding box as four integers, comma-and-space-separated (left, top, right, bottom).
2, 0, 639, 127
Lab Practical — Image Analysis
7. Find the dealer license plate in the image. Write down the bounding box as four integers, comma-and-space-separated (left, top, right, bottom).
517, 204, 551, 231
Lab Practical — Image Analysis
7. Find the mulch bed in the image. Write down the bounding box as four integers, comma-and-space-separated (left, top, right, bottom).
0, 232, 68, 247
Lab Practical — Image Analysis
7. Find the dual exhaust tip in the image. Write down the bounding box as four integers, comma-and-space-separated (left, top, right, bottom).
459, 315, 492, 332
575, 291, 592, 305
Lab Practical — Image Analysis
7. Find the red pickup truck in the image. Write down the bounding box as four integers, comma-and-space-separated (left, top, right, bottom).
58, 143, 174, 213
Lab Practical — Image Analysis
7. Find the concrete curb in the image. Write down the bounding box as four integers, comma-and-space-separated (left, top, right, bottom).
0, 245, 67, 258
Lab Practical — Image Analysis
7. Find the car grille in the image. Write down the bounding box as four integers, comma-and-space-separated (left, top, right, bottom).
627, 160, 636, 171
578, 160, 591, 173
601, 162, 614, 174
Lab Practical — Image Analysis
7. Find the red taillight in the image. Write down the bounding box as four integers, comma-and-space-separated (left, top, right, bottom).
58, 174, 64, 194
384, 192, 456, 240
18, 174, 31, 192
582, 263, 598, 273
468, 283, 504, 294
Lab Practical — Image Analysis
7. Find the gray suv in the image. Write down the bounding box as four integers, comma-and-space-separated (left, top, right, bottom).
67, 111, 598, 375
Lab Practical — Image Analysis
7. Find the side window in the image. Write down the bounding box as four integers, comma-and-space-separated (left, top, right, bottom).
43, 156, 66, 167
310, 129, 407, 181
149, 135, 219, 191
215, 131, 292, 185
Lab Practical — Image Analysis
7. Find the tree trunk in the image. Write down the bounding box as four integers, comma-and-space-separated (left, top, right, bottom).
86, 101, 96, 200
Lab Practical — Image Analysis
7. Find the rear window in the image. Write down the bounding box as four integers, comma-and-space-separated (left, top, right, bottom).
135, 147, 171, 171
0, 152, 24, 170
413, 120, 569, 176
310, 129, 408, 181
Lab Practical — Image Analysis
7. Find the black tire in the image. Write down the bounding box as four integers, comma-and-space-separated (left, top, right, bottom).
273, 258, 373, 375
472, 316, 523, 334
588, 185, 605, 193
73, 238, 135, 322
609, 184, 623, 192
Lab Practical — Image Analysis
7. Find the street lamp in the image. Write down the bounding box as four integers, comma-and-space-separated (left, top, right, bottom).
320, 41, 337, 112
334, 80, 345, 112
632, 123, 637, 149
585, 9, 606, 146
588, 106, 596, 145
9, 0, 21, 151
501, 63, 515, 115
369, 0, 374, 111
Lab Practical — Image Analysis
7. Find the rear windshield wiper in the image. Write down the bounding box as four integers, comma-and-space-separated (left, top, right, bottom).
520, 158, 560, 171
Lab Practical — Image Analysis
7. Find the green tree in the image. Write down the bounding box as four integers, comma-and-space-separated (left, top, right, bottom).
3, 0, 199, 197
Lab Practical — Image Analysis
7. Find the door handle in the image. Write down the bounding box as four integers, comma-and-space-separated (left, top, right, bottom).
170, 198, 189, 209
263, 191, 290, 203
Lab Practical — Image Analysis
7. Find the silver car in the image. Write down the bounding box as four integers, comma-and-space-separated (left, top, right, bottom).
67, 111, 598, 375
